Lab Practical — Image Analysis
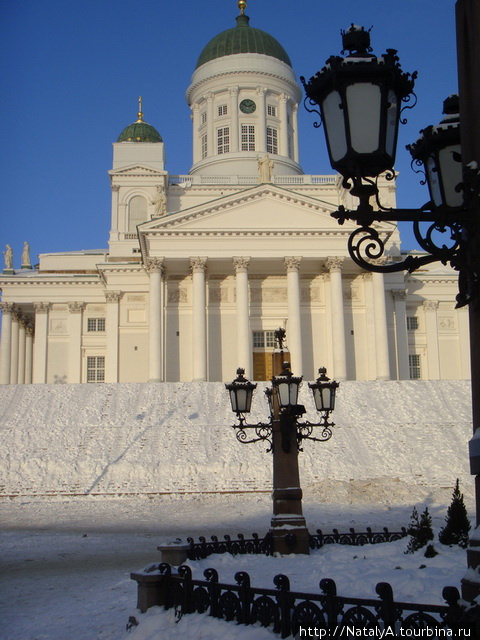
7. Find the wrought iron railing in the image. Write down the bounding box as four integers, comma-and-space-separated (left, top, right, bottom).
186, 527, 408, 560
140, 563, 478, 638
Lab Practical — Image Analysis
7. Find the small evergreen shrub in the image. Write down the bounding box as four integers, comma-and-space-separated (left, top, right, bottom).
405, 506, 434, 554
439, 479, 471, 549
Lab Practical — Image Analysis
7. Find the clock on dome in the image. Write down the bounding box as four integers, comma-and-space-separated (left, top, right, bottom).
239, 99, 256, 114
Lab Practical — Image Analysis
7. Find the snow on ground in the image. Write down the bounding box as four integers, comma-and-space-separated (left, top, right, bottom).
0, 493, 472, 640
0, 380, 475, 638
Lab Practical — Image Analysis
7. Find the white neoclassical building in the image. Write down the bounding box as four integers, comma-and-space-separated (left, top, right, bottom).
0, 3, 470, 385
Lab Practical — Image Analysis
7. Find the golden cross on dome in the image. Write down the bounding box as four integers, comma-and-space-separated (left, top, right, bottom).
137, 96, 144, 122
238, 0, 247, 15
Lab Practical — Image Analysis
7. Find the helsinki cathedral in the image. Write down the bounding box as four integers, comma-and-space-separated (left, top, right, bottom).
0, 1, 469, 385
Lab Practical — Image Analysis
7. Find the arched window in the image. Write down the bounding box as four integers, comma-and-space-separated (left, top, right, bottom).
128, 195, 147, 232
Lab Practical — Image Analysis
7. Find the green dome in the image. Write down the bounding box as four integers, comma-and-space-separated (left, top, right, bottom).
117, 119, 162, 143
196, 14, 292, 69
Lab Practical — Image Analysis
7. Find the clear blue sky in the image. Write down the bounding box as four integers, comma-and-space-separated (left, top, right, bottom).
1, 0, 457, 267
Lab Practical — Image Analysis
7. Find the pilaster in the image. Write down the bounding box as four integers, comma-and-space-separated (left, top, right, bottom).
423, 300, 440, 379
32, 302, 50, 384
392, 289, 409, 380
146, 258, 165, 382
326, 257, 347, 380
105, 291, 121, 383
0, 302, 14, 384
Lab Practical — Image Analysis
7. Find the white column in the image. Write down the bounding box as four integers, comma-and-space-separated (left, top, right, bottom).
206, 93, 214, 157
229, 88, 239, 152
192, 103, 200, 163
190, 257, 207, 381
363, 273, 378, 379
32, 302, 50, 383
25, 324, 33, 384
111, 184, 120, 232
233, 257, 252, 378
68, 302, 84, 384
105, 291, 121, 383
279, 94, 289, 158
0, 302, 14, 384
372, 271, 390, 380
10, 311, 20, 384
423, 300, 441, 379
458, 306, 471, 379
17, 317, 26, 384
285, 257, 303, 376
292, 103, 299, 163
256, 87, 267, 153
146, 258, 165, 382
392, 289, 409, 380
326, 258, 347, 380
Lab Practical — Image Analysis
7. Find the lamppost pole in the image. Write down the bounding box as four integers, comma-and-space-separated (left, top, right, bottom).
270, 344, 310, 555
456, 0, 480, 601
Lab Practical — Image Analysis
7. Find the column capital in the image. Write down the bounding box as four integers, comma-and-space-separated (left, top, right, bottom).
423, 300, 439, 311
145, 257, 165, 274
229, 86, 239, 97
256, 86, 267, 97
284, 256, 302, 272
326, 257, 344, 273
111, 184, 120, 192
0, 302, 15, 315
192, 102, 201, 113
204, 92, 214, 103
279, 93, 288, 104
68, 301, 85, 313
12, 311, 23, 323
105, 291, 122, 303
190, 257, 207, 274
233, 257, 250, 273
33, 302, 51, 313
26, 324, 34, 337
391, 289, 407, 301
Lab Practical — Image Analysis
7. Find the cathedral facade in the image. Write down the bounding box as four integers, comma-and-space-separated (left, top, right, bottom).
0, 5, 470, 386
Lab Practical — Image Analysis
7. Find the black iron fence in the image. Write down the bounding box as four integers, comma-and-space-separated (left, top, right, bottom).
134, 562, 478, 638
186, 527, 408, 560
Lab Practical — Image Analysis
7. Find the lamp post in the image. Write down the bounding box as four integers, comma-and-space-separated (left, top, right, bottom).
225, 329, 339, 555
301, 2, 480, 600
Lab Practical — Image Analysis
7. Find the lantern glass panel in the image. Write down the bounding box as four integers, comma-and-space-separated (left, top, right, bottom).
346, 83, 381, 153
276, 381, 291, 407
439, 144, 463, 208
426, 155, 442, 207
323, 386, 336, 411
385, 90, 398, 158
322, 90, 348, 162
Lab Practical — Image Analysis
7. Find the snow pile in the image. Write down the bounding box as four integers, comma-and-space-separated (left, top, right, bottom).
0, 380, 473, 503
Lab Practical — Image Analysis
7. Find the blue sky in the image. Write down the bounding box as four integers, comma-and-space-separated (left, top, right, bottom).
1, 0, 457, 267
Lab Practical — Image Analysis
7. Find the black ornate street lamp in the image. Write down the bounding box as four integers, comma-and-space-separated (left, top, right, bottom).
225, 329, 339, 554
226, 361, 338, 454
301, 25, 477, 308
301, 4, 480, 601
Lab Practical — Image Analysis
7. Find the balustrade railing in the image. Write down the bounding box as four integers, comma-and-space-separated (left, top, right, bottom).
133, 563, 477, 638
168, 174, 337, 186
185, 527, 408, 560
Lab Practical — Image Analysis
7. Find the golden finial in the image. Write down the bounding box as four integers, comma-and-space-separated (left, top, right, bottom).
136, 96, 144, 122
238, 0, 247, 15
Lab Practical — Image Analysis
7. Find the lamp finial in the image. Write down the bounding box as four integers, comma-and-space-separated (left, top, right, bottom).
238, 0, 247, 15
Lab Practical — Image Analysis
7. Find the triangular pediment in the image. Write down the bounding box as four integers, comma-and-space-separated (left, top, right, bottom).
109, 164, 167, 177
139, 185, 362, 236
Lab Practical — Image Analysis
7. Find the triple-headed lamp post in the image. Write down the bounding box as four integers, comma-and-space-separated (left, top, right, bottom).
301, 2, 480, 601
226, 330, 338, 555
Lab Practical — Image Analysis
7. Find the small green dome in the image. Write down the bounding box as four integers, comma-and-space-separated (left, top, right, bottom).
117, 103, 162, 143
196, 13, 292, 69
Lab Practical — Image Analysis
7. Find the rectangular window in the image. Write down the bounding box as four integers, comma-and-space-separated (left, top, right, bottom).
217, 127, 230, 154
201, 134, 208, 159
407, 316, 419, 330
218, 104, 228, 116
267, 127, 278, 154
87, 318, 106, 332
201, 111, 207, 125
409, 354, 421, 380
86, 356, 105, 383
241, 124, 255, 151
267, 104, 277, 117
253, 330, 276, 349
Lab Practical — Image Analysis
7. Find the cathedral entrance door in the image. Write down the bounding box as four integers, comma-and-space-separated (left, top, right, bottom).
253, 352, 273, 381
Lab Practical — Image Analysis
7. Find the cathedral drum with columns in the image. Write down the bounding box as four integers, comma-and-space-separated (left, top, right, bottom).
0, 2, 469, 385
